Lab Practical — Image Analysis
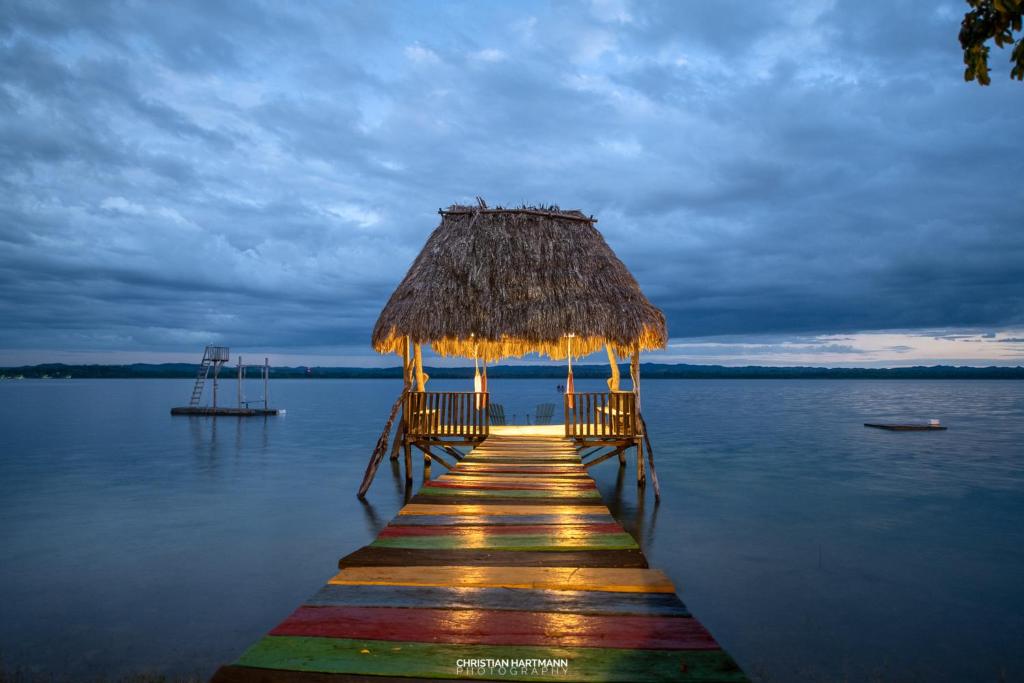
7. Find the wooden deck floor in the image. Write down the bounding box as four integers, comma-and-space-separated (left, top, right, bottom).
211, 435, 747, 682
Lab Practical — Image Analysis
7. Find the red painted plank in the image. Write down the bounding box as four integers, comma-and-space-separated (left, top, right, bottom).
378, 522, 625, 537
270, 606, 719, 650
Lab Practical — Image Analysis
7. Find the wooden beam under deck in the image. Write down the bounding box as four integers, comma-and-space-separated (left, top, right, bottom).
211, 434, 747, 683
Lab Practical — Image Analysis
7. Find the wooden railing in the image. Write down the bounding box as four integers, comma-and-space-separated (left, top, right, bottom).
405, 391, 490, 438
564, 391, 638, 438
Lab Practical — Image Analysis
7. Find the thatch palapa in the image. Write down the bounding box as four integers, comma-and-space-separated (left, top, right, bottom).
372, 202, 666, 361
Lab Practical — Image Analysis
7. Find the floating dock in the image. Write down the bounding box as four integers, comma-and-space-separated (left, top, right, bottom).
211, 434, 746, 682
171, 346, 281, 417
864, 423, 947, 431
170, 406, 281, 416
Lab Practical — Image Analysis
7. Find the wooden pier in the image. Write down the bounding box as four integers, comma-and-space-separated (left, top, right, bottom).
211, 434, 746, 682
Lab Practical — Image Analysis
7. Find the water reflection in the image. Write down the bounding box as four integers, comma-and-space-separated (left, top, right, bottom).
2, 378, 1023, 682
186, 415, 275, 471
358, 497, 387, 537
592, 448, 661, 552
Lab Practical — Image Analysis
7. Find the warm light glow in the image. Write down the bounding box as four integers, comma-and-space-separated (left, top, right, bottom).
488, 425, 565, 436
375, 329, 662, 361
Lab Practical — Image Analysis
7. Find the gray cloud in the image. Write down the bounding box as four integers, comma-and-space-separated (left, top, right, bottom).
0, 0, 1022, 362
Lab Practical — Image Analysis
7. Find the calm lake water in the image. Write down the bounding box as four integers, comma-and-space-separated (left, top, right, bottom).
1, 378, 1022, 682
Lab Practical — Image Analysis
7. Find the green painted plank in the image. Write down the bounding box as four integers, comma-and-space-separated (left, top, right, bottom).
305, 585, 690, 616
237, 636, 748, 682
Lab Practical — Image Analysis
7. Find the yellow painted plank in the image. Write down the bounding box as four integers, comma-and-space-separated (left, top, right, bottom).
399, 504, 608, 516
329, 566, 675, 593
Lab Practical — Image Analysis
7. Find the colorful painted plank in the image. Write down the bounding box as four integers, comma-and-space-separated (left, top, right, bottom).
419, 489, 602, 499
387, 513, 617, 526
428, 479, 597, 490
211, 666, 471, 683
336, 546, 650, 568
379, 523, 625, 537
435, 475, 594, 485
304, 585, 690, 616
271, 606, 716, 650
371, 533, 637, 551
398, 503, 614, 516
231, 637, 746, 682
328, 566, 675, 593
215, 433, 747, 683
447, 471, 587, 478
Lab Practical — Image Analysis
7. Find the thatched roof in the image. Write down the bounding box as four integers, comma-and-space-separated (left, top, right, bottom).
372, 203, 667, 361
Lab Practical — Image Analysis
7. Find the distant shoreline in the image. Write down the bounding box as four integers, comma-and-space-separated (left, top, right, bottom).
2, 362, 1022, 380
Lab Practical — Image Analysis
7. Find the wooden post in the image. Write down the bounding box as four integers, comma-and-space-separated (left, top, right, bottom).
630, 349, 641, 414
237, 356, 242, 407
390, 419, 404, 461
400, 338, 412, 479
403, 441, 412, 485
263, 357, 269, 410
606, 344, 620, 392
638, 413, 661, 501
212, 360, 220, 408
414, 343, 425, 391
631, 349, 645, 485
636, 437, 646, 485
401, 337, 412, 388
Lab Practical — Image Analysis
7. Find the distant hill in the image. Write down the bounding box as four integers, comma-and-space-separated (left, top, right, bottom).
2, 362, 1023, 379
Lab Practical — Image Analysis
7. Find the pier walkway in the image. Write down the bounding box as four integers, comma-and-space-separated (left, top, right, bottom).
211, 434, 746, 682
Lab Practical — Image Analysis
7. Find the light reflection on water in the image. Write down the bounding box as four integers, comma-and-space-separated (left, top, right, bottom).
0, 378, 1022, 681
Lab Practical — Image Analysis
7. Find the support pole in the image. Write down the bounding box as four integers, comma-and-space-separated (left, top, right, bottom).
212, 361, 220, 409
639, 414, 661, 501
442, 445, 464, 461
630, 349, 641, 413
631, 349, 644, 485
401, 337, 412, 388
636, 438, 646, 485
606, 344, 620, 392
357, 389, 407, 499
416, 444, 453, 471
390, 420, 405, 461
414, 343, 426, 392
584, 445, 629, 469
400, 338, 411, 476
404, 441, 412, 485
263, 357, 269, 410
237, 356, 242, 407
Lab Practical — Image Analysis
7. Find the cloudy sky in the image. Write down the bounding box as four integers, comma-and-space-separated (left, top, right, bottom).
2, 0, 1022, 367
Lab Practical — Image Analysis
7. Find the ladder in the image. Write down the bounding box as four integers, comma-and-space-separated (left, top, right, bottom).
189, 349, 214, 406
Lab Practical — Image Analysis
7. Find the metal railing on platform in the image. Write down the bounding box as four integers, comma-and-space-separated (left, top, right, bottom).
564, 391, 638, 438
405, 391, 490, 438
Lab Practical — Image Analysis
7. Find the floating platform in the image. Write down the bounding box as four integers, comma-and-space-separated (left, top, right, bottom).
170, 406, 281, 417
864, 423, 947, 431
211, 433, 747, 682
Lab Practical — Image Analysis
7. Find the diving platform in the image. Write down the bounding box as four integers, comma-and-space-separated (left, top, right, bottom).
170, 345, 282, 417
170, 406, 281, 416
210, 434, 747, 682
